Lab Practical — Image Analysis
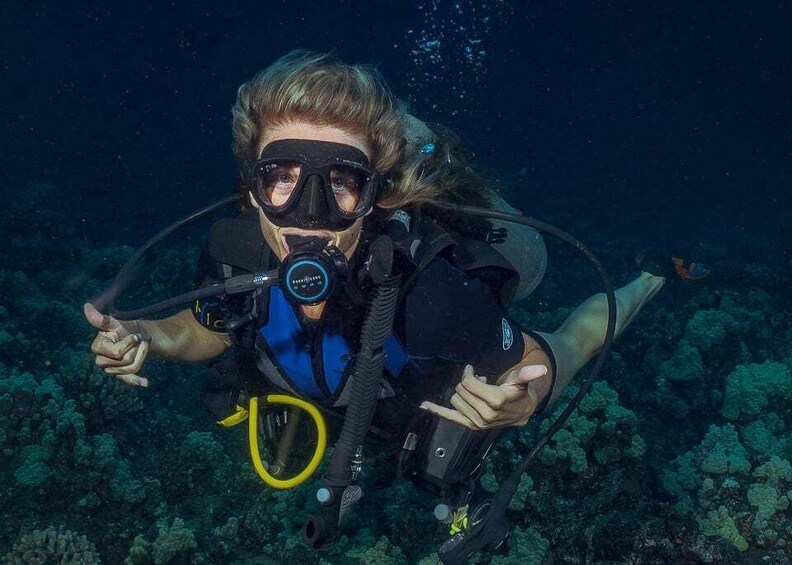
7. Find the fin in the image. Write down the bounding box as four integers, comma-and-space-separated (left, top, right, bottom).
672, 257, 711, 281
637, 251, 710, 281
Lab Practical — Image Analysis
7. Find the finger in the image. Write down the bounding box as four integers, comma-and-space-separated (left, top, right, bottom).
95, 344, 139, 368
84, 303, 121, 332
91, 332, 133, 358
459, 372, 506, 409
127, 339, 150, 374
104, 341, 150, 382
449, 393, 488, 429
420, 401, 478, 430
91, 333, 119, 357
502, 364, 548, 387
454, 386, 498, 423
112, 372, 149, 387
500, 373, 548, 404
461, 364, 493, 385
96, 333, 142, 361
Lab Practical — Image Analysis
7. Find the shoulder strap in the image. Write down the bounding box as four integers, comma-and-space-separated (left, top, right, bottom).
383, 209, 457, 298
207, 209, 272, 276
386, 208, 521, 306
206, 209, 274, 343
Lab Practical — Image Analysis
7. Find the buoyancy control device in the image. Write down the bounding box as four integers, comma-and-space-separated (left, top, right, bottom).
98, 194, 616, 564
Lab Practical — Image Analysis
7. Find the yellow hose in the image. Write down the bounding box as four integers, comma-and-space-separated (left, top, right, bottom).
248, 394, 327, 489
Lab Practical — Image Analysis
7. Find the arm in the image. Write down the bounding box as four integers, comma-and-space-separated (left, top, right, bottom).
421, 272, 665, 429
139, 308, 232, 362
84, 303, 232, 387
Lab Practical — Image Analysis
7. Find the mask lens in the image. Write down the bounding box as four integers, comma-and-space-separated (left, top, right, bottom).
254, 160, 302, 208
329, 165, 368, 213
251, 145, 379, 225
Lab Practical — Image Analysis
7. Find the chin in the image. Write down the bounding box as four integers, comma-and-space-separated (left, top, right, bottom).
256, 209, 363, 261
278, 229, 338, 256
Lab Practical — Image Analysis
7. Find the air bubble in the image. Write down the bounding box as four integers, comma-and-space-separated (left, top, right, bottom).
402, 0, 513, 106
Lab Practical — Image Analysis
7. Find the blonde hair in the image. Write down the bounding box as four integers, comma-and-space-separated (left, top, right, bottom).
231, 50, 489, 213
232, 50, 403, 179
387, 122, 498, 235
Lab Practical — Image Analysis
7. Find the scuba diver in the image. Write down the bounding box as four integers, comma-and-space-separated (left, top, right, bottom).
83, 50, 704, 562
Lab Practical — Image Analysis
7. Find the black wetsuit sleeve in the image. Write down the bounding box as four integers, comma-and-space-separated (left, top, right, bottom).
194, 245, 219, 286
192, 245, 230, 333
401, 258, 525, 378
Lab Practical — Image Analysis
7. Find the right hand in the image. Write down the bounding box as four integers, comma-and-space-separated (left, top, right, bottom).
84, 303, 150, 387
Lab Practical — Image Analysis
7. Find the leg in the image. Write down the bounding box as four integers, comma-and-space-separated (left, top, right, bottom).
536, 272, 665, 404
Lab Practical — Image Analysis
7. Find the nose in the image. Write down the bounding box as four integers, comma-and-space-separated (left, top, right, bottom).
301, 175, 329, 229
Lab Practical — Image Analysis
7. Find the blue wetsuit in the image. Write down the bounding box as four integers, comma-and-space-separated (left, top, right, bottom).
194, 256, 526, 407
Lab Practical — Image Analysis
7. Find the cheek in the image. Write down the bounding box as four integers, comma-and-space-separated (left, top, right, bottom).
257, 211, 287, 259
270, 192, 290, 207
334, 220, 364, 259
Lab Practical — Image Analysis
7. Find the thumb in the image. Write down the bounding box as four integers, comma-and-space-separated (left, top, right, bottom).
503, 364, 548, 387
83, 303, 121, 332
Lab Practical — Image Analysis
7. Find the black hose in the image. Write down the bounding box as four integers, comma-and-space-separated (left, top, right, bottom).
325, 277, 401, 484
92, 194, 241, 313
109, 284, 222, 320
303, 268, 401, 547
431, 201, 617, 564
109, 270, 278, 321
120, 194, 242, 277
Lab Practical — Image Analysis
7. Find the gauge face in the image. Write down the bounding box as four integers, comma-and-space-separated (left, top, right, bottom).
284, 258, 331, 303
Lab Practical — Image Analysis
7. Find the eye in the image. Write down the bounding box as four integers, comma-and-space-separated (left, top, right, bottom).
256, 161, 301, 206
260, 163, 299, 189
329, 166, 365, 212
329, 167, 363, 192
331, 176, 351, 191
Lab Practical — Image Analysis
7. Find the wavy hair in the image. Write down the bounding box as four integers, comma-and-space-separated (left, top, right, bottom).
231, 51, 495, 229
384, 122, 497, 236
232, 50, 404, 190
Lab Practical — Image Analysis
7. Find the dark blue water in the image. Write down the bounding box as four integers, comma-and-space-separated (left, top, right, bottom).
1, 1, 790, 563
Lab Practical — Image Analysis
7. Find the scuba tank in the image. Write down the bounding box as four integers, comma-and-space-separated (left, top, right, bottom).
486, 193, 547, 303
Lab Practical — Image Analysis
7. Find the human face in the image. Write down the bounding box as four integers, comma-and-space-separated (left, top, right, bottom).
249, 122, 372, 261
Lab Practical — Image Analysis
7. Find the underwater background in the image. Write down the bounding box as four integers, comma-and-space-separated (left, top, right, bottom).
1, 1, 791, 563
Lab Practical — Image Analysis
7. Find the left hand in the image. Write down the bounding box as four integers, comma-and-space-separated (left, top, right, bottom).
420, 364, 549, 430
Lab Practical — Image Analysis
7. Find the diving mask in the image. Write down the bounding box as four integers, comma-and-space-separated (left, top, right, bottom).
250, 139, 384, 231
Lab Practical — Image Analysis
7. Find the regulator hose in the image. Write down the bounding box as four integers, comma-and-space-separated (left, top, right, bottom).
302, 252, 402, 548
110, 270, 278, 321
431, 202, 617, 565
93, 194, 241, 315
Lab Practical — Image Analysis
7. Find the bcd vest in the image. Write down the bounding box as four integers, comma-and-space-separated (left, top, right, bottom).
202, 207, 525, 408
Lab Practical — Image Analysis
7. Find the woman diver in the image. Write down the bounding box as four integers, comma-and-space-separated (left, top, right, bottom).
83, 50, 687, 557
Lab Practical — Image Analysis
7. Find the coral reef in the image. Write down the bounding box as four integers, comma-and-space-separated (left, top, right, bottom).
475, 380, 651, 562
663, 423, 792, 556
1, 178, 791, 563
151, 518, 198, 565
3, 526, 101, 564
721, 361, 791, 421
537, 381, 646, 473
